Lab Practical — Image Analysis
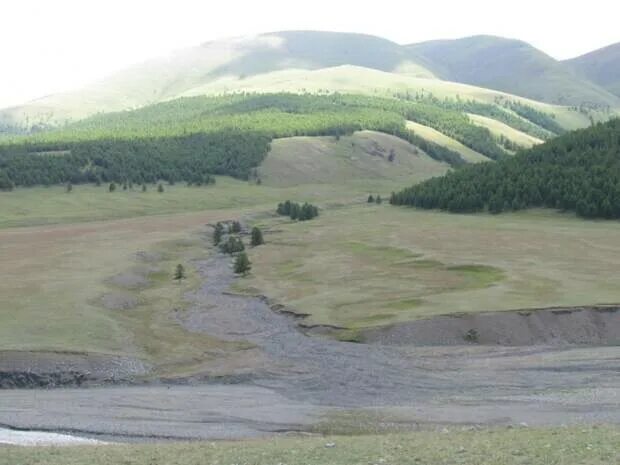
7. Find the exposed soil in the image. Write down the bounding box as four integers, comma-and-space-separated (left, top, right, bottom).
0, 351, 149, 388
100, 292, 140, 310
106, 271, 150, 289
361, 306, 620, 346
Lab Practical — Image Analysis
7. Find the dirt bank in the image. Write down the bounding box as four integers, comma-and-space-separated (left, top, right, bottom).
0, 351, 149, 388
360, 306, 620, 346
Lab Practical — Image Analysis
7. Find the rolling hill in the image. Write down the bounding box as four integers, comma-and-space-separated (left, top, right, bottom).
407, 35, 620, 108
1, 31, 615, 133
564, 42, 620, 98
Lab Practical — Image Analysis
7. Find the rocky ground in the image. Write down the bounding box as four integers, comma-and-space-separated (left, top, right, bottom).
1, 237, 619, 443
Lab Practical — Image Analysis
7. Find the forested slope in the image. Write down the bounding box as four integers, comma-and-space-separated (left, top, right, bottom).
391, 119, 620, 219
0, 93, 523, 187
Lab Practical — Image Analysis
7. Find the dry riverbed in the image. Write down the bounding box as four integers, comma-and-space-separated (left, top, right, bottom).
1, 232, 619, 443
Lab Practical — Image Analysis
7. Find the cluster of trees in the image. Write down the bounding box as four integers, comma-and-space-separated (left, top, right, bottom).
220, 236, 245, 254
213, 221, 242, 246
212, 220, 260, 275
367, 194, 382, 204
390, 119, 620, 219
276, 200, 319, 221
0, 92, 525, 188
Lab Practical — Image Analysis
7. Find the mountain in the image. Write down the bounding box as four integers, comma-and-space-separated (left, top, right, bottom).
564, 42, 620, 98
0, 31, 433, 129
407, 35, 619, 107
1, 31, 617, 132
391, 118, 620, 219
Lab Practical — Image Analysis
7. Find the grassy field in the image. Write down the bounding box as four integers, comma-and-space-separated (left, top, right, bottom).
2, 426, 618, 465
405, 120, 490, 162
237, 204, 620, 329
259, 130, 448, 188
0, 178, 356, 229
0, 210, 254, 376
468, 113, 543, 148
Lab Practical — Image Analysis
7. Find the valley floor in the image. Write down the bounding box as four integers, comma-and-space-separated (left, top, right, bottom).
1, 248, 619, 444
1, 178, 619, 456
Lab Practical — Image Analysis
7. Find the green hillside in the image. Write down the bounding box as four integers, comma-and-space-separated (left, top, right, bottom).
0, 93, 518, 188
259, 130, 449, 188
391, 118, 620, 219
565, 42, 620, 97
0, 32, 609, 133
407, 35, 620, 108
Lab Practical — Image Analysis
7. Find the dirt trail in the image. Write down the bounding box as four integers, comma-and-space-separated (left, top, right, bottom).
1, 246, 619, 442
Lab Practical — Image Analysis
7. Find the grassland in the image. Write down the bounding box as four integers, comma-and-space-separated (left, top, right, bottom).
405, 120, 489, 162
237, 204, 620, 329
2, 426, 618, 465
468, 113, 543, 148
259, 130, 448, 188
0, 209, 256, 376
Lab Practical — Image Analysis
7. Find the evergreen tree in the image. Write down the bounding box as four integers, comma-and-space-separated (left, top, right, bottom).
213, 222, 224, 245
109, 182, 116, 192
375, 195, 382, 204
234, 252, 252, 275
157, 183, 164, 193
141, 183, 147, 192
66, 182, 73, 193
367, 194, 375, 203
220, 236, 245, 254
251, 226, 264, 246
231, 221, 242, 233
174, 264, 186, 281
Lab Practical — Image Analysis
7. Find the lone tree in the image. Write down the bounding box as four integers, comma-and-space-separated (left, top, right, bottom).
109, 182, 116, 192
157, 183, 165, 193
213, 222, 224, 245
66, 182, 73, 193
251, 226, 264, 246
375, 195, 382, 204
367, 194, 375, 203
234, 252, 252, 275
174, 264, 186, 281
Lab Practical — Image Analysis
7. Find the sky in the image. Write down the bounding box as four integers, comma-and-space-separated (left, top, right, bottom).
1, 0, 619, 109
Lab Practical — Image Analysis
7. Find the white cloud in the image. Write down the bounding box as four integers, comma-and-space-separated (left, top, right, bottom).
1, 0, 618, 108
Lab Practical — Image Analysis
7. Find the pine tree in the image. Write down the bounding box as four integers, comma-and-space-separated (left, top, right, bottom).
367, 194, 375, 203
234, 252, 252, 275
251, 226, 264, 246
231, 221, 242, 233
66, 183, 73, 193
213, 222, 224, 245
109, 182, 116, 192
375, 195, 382, 204
157, 183, 164, 193
174, 264, 186, 281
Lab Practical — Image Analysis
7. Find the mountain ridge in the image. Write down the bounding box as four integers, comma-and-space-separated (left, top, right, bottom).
1, 31, 618, 131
